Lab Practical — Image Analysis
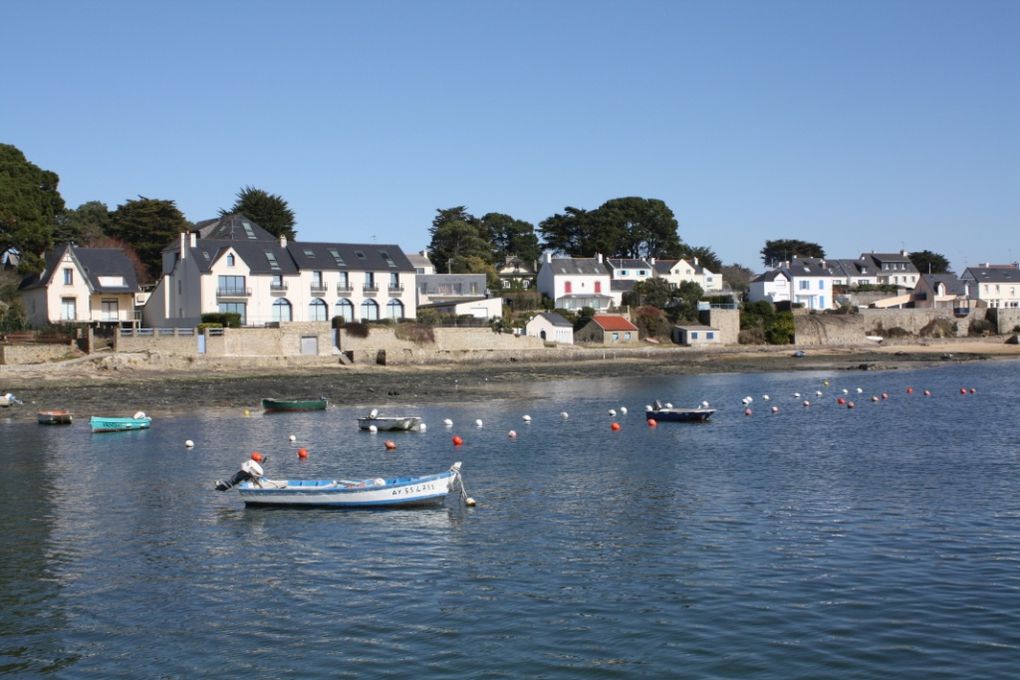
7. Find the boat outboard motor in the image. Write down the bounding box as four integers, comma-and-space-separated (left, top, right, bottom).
215, 459, 264, 491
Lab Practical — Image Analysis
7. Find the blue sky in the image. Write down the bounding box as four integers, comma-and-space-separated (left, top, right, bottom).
4, 0, 1017, 272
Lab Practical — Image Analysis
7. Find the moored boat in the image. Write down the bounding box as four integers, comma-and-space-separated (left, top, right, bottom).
38, 409, 73, 425
0, 392, 23, 408
357, 411, 423, 431
646, 401, 715, 423
215, 459, 466, 508
262, 397, 328, 412
90, 412, 152, 433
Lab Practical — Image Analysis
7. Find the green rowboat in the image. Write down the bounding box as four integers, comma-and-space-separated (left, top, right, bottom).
261, 397, 328, 413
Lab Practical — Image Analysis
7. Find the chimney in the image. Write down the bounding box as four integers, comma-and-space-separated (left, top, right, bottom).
180, 232, 187, 260
189, 232, 197, 247
545, 252, 552, 264
649, 257, 656, 266
279, 234, 287, 248
596, 253, 603, 264
693, 256, 699, 266
900, 249, 909, 257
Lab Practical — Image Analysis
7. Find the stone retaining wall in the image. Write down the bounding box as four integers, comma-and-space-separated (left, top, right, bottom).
0, 342, 78, 365
794, 308, 990, 347
338, 327, 548, 364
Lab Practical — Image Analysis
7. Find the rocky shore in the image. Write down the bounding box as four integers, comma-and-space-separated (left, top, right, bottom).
1, 339, 1016, 420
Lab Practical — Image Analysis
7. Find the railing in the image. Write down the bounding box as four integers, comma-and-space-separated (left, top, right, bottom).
336, 284, 353, 294
363, 285, 379, 294
388, 284, 404, 292
119, 327, 196, 337
216, 287, 251, 298
270, 283, 288, 294
310, 284, 328, 294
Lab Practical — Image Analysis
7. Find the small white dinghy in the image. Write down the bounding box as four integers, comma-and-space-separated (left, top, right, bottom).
215, 459, 467, 508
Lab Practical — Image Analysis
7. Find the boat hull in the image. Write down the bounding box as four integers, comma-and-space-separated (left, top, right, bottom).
357, 416, 423, 431
90, 416, 152, 433
238, 469, 457, 508
646, 408, 715, 423
262, 398, 328, 412
38, 410, 73, 425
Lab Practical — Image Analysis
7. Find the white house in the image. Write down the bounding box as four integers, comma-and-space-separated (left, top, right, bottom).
525, 311, 574, 344
536, 253, 613, 311
605, 258, 654, 282
651, 257, 723, 292
961, 264, 1020, 308
862, 251, 920, 288
416, 273, 500, 319
830, 258, 880, 287
748, 270, 791, 305
143, 214, 417, 327
19, 244, 141, 327
672, 324, 722, 346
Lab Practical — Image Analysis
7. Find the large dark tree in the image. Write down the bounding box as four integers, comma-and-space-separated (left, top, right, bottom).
480, 212, 540, 265
720, 263, 755, 294
427, 206, 491, 274
223, 186, 296, 240
538, 206, 594, 256
760, 239, 825, 268
0, 144, 64, 272
908, 249, 951, 274
590, 197, 683, 259
108, 197, 190, 282
53, 200, 111, 246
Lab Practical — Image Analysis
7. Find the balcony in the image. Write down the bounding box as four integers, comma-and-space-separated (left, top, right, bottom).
270, 283, 288, 295
216, 287, 251, 299
310, 284, 328, 295
336, 284, 353, 294
363, 285, 379, 296
388, 284, 404, 293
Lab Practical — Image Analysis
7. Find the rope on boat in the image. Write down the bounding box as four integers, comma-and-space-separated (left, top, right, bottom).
455, 469, 476, 507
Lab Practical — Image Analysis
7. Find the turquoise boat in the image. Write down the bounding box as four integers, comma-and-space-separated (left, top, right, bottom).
261, 397, 328, 413
90, 414, 152, 433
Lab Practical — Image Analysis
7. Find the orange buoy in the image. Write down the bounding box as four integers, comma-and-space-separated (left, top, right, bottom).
452, 435, 464, 446
647, 418, 657, 427
297, 447, 308, 459
837, 397, 846, 405
251, 452, 263, 462
610, 422, 621, 432
906, 387, 914, 394
384, 440, 397, 450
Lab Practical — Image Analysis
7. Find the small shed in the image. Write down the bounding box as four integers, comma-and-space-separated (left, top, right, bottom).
672, 324, 721, 346
526, 312, 574, 344
574, 314, 639, 345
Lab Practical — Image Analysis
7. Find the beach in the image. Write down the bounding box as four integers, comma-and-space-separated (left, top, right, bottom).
2, 339, 1017, 418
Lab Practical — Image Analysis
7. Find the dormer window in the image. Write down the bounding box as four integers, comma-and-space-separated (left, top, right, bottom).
227, 254, 235, 267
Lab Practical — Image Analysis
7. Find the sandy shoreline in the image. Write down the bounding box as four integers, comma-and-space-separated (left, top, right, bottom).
1, 340, 1017, 420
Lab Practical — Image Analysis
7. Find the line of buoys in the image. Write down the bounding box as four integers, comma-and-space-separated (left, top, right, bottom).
610, 422, 621, 432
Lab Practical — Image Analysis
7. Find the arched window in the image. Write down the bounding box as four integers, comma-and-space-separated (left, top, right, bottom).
386, 299, 404, 320
309, 298, 328, 321
335, 299, 354, 322
272, 298, 292, 322
360, 299, 379, 321
226, 253, 235, 266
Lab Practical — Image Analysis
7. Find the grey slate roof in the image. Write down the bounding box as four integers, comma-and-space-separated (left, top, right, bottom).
963, 266, 1020, 284
653, 259, 679, 274
20, 245, 140, 292
534, 311, 572, 327
606, 258, 652, 271
187, 240, 300, 275
288, 243, 414, 273
783, 257, 841, 278
192, 214, 276, 242
549, 257, 610, 275
750, 270, 789, 283
921, 274, 969, 295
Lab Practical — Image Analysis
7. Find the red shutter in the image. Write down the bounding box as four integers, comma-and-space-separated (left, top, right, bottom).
565, 281, 572, 293
594, 281, 601, 293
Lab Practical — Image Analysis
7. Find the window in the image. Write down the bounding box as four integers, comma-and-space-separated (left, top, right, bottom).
355, 251, 366, 260
226, 254, 235, 266
335, 299, 354, 322
389, 272, 399, 288
818, 280, 825, 290
312, 271, 323, 287
339, 271, 349, 288
387, 299, 404, 320
272, 298, 292, 322
380, 251, 396, 268
328, 248, 346, 267
691, 331, 699, 340
63, 268, 73, 285
308, 298, 328, 321
624, 332, 631, 341
799, 280, 810, 290
218, 275, 246, 294
218, 302, 247, 325
612, 332, 620, 342
265, 251, 280, 270
707, 331, 715, 340
60, 298, 76, 320
101, 299, 118, 322
242, 221, 256, 239
271, 274, 285, 290
361, 298, 379, 320
365, 272, 375, 288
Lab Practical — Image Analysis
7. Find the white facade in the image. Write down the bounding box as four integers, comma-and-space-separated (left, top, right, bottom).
748, 271, 791, 304
537, 253, 613, 311
961, 265, 1020, 308
525, 312, 574, 344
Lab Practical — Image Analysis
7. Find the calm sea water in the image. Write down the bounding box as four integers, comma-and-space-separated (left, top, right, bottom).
3, 361, 1020, 678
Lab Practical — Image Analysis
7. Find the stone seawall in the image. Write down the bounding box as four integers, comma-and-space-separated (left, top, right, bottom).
0, 342, 77, 365
338, 327, 549, 364
794, 308, 990, 347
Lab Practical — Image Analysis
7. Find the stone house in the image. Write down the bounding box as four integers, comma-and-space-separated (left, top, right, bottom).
574, 314, 638, 344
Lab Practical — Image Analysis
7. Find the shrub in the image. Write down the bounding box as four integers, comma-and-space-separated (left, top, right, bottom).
394, 322, 435, 344
633, 305, 671, 340
344, 321, 370, 338
739, 327, 766, 344
765, 311, 796, 344
200, 312, 241, 328
197, 322, 223, 332
919, 318, 957, 338
968, 319, 996, 337
885, 326, 911, 338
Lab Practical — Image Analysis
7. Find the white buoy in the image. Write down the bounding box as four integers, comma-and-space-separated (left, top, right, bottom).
418, 423, 427, 433
803, 400, 811, 407
475, 419, 483, 428
645, 405, 653, 412
465, 497, 476, 507
745, 396, 753, 403
856, 387, 864, 394
608, 408, 617, 416
368, 425, 378, 433
288, 435, 296, 442
560, 411, 569, 419
771, 406, 779, 413
522, 415, 532, 422
842, 388, 849, 395
508, 430, 517, 438
443, 418, 453, 427
815, 391, 823, 397
185, 439, 194, 448
762, 394, 770, 401
619, 406, 628, 414
369, 408, 379, 418
793, 392, 801, 399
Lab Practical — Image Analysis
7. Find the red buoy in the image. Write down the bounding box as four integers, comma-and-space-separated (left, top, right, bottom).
297, 448, 308, 459
611, 422, 621, 432
647, 418, 657, 427
960, 388, 967, 395
251, 452, 263, 462
452, 435, 464, 446
906, 387, 914, 394
837, 397, 846, 405
384, 440, 397, 450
